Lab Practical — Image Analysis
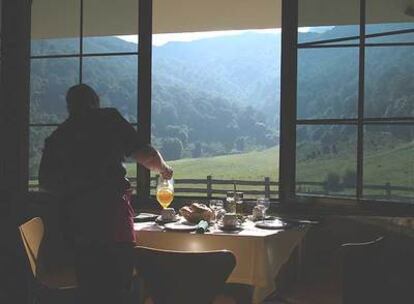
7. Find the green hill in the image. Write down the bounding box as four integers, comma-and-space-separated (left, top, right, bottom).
160, 146, 279, 181
125, 142, 413, 200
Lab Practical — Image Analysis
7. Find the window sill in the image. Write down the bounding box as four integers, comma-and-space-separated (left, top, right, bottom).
276, 197, 414, 217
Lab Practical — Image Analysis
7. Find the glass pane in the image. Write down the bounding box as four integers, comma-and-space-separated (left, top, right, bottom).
296, 125, 357, 197
297, 48, 359, 119
30, 58, 80, 124
366, 0, 414, 43
363, 125, 414, 203
298, 0, 359, 44
151, 28, 281, 200
29, 126, 57, 191
31, 0, 80, 56
365, 46, 414, 118
82, 55, 138, 123
83, 0, 138, 54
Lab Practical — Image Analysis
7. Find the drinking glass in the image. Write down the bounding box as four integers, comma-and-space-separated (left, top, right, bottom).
209, 199, 224, 223
256, 197, 270, 222
156, 176, 174, 209
235, 191, 244, 215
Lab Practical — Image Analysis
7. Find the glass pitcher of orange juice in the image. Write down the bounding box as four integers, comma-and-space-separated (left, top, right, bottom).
156, 176, 174, 209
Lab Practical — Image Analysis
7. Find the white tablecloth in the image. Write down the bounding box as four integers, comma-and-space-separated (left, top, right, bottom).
134, 220, 308, 303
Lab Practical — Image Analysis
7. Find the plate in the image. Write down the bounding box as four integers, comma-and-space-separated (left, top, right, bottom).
247, 215, 277, 222
255, 219, 287, 229
155, 215, 180, 224
134, 213, 159, 222
164, 221, 198, 231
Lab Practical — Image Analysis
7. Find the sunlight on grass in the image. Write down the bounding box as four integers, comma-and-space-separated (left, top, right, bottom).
126, 147, 279, 181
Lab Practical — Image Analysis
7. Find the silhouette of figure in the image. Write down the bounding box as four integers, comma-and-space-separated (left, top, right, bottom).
39, 84, 172, 304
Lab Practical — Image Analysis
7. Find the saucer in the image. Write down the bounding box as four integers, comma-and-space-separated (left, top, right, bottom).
164, 221, 198, 231
155, 215, 180, 224
218, 222, 242, 231
133, 213, 159, 222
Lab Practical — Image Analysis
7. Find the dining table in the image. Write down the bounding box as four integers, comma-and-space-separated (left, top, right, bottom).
134, 218, 309, 303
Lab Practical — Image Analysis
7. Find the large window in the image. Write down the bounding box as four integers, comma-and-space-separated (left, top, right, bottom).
28, 0, 412, 207
29, 0, 139, 191
150, 1, 281, 200
293, 0, 414, 203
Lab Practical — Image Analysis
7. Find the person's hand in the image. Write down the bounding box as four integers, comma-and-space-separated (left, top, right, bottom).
160, 163, 173, 179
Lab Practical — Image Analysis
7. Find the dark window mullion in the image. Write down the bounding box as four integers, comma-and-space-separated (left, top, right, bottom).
365, 28, 414, 39
365, 42, 414, 47
280, 0, 298, 203
79, 0, 84, 83
296, 118, 414, 126
356, 0, 366, 200
363, 121, 414, 126
30, 54, 82, 60
137, 0, 153, 204
30, 51, 139, 60
298, 44, 360, 49
296, 119, 358, 125
81, 52, 139, 57
298, 35, 360, 47
363, 117, 414, 124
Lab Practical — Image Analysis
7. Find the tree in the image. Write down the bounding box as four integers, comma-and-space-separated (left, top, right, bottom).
165, 125, 189, 145
160, 137, 183, 161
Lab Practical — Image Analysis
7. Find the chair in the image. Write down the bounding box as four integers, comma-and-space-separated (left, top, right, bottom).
135, 246, 236, 304
340, 236, 385, 304
19, 217, 77, 303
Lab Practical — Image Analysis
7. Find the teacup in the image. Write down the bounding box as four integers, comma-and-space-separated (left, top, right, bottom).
161, 208, 176, 221
222, 213, 238, 228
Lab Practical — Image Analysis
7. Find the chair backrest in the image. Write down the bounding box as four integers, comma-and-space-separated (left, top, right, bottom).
135, 246, 236, 304
19, 217, 45, 277
341, 236, 385, 304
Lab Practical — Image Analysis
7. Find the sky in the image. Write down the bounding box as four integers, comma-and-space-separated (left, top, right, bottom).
119, 28, 313, 46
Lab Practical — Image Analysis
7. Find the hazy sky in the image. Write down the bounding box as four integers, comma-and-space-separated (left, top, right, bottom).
119, 28, 312, 46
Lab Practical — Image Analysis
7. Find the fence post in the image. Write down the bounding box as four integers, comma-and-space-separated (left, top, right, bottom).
207, 175, 212, 199
264, 177, 270, 198
385, 182, 391, 198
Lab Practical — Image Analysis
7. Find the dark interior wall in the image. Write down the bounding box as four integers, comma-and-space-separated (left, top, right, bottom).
0, 0, 31, 211
0, 1, 32, 303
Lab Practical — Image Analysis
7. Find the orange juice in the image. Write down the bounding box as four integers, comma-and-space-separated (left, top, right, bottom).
156, 188, 174, 209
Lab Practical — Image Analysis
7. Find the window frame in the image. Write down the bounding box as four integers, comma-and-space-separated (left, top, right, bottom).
280, 0, 414, 209
27, 0, 414, 211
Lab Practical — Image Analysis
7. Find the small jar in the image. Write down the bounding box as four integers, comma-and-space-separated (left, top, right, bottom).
252, 206, 264, 221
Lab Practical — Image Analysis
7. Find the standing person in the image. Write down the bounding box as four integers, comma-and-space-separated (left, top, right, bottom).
39, 84, 173, 304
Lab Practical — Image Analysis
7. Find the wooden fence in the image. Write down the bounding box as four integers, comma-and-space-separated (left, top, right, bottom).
149, 175, 278, 199
28, 176, 414, 200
